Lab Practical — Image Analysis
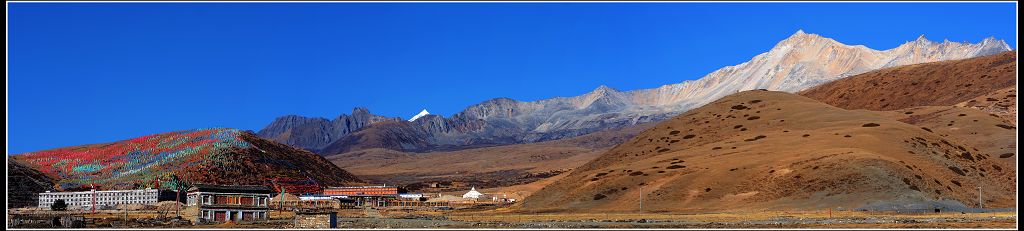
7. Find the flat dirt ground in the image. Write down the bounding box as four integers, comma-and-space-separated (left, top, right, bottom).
21, 207, 1013, 228
307, 207, 1017, 229
439, 210, 1017, 228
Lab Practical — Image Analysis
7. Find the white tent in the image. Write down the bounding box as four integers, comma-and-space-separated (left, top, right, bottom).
462, 187, 484, 199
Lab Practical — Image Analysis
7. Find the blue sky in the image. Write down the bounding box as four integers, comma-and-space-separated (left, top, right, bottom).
8, 2, 1017, 154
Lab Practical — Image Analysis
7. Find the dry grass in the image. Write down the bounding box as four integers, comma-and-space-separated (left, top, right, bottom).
519, 90, 1017, 213
269, 210, 297, 219
447, 211, 1017, 223
800, 51, 1016, 111
83, 211, 160, 219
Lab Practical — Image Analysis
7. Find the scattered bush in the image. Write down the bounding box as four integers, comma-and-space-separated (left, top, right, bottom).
744, 135, 767, 141
996, 124, 1016, 130
960, 152, 975, 162
948, 166, 966, 176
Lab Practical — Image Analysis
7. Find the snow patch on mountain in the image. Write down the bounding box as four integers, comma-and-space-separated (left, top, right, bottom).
409, 109, 431, 122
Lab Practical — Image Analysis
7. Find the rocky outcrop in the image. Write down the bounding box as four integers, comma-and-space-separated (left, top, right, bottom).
621, 31, 1012, 109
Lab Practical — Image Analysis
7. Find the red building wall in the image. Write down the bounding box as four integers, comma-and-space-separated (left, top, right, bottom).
323, 187, 398, 196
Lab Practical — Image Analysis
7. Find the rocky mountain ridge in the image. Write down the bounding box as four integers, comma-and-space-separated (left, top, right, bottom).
260, 31, 1012, 154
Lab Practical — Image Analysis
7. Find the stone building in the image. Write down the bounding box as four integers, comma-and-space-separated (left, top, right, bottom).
293, 211, 337, 228
185, 184, 271, 223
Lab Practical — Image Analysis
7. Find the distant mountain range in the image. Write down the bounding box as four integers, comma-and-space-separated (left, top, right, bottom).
326, 52, 1018, 212
258, 31, 1013, 155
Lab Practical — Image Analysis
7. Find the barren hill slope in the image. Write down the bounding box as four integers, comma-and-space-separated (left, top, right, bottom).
8, 157, 57, 208
799, 51, 1016, 111
322, 121, 435, 154
12, 128, 361, 193
329, 123, 654, 191
519, 90, 1015, 213
882, 106, 1017, 167
955, 86, 1017, 125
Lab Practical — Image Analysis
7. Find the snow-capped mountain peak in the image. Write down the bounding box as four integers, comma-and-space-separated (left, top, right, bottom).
409, 109, 430, 122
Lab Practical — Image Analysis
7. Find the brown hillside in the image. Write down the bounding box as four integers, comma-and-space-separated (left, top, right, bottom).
8, 157, 57, 208
328, 122, 654, 191
799, 51, 1016, 111
321, 121, 434, 155
955, 86, 1017, 125
881, 106, 1016, 166
519, 90, 1015, 213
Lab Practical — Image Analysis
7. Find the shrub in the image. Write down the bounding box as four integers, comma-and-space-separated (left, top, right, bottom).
51, 199, 67, 211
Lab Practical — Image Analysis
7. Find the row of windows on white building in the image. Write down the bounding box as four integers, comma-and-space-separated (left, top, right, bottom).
38, 189, 159, 209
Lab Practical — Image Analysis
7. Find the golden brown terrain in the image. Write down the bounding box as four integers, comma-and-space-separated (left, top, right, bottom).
11, 206, 1015, 228
328, 123, 653, 190
955, 86, 1017, 125
799, 51, 1016, 111
518, 90, 1016, 213
882, 106, 1017, 167
446, 210, 1017, 228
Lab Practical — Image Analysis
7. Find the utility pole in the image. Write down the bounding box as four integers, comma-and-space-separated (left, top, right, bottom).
175, 183, 182, 218
91, 183, 97, 214
978, 186, 983, 210
639, 183, 643, 213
